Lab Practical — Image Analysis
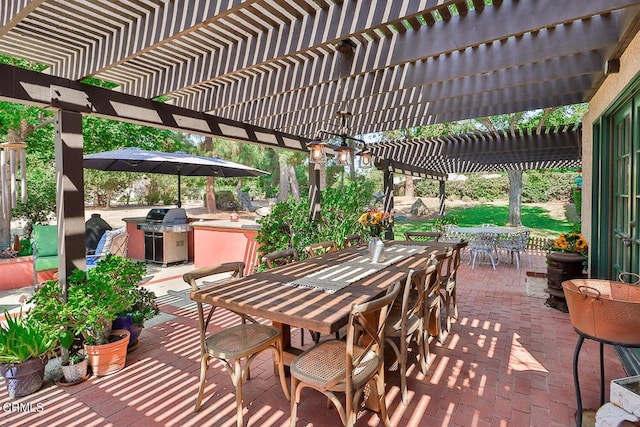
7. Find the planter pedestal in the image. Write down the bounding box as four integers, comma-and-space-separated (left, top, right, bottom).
545, 252, 586, 312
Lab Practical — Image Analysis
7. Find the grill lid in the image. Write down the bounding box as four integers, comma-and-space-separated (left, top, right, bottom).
144, 207, 188, 224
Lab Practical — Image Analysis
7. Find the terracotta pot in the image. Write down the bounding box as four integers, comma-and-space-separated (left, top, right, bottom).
562, 279, 640, 345
0, 357, 46, 398
84, 329, 130, 376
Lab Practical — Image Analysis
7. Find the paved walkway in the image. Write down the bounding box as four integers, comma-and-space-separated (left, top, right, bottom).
0, 252, 628, 426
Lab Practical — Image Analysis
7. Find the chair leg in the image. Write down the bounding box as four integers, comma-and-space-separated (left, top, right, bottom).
400, 337, 409, 405
194, 354, 209, 412
376, 370, 391, 427
289, 377, 300, 427
471, 251, 478, 269
232, 359, 244, 427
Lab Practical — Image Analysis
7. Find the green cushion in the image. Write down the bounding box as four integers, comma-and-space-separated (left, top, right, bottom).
33, 225, 58, 257
34, 256, 58, 272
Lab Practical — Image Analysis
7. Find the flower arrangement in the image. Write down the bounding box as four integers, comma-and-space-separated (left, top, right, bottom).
358, 209, 393, 238
550, 231, 588, 256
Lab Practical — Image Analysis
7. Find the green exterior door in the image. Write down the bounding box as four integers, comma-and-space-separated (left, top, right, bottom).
611, 95, 640, 276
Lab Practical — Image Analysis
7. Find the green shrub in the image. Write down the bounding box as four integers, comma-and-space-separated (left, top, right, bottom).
255, 180, 376, 270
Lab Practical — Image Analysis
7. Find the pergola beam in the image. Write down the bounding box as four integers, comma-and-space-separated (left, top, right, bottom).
0, 63, 309, 153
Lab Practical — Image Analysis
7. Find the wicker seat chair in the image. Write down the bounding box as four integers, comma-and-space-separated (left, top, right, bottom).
423, 248, 453, 363
384, 263, 437, 405
441, 241, 469, 334
343, 234, 364, 247
289, 281, 401, 427
304, 240, 338, 257
404, 231, 441, 242
183, 262, 290, 427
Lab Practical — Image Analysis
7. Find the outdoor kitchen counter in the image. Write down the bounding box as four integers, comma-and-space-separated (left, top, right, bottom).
123, 216, 195, 262
191, 219, 261, 276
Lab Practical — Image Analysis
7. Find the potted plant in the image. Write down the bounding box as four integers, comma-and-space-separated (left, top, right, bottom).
358, 208, 394, 263
112, 285, 160, 350
545, 228, 588, 311
0, 310, 56, 398
59, 352, 88, 385
27, 254, 146, 376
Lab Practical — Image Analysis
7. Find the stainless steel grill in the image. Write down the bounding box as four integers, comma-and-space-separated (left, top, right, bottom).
141, 208, 190, 266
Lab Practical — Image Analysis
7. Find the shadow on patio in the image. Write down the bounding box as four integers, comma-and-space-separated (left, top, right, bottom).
0, 252, 626, 426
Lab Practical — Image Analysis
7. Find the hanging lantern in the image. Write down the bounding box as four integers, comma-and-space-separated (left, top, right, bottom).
0, 142, 27, 219
308, 137, 328, 164
335, 143, 352, 166
357, 147, 373, 169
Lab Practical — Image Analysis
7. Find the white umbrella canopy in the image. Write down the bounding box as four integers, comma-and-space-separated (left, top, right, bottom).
84, 147, 268, 206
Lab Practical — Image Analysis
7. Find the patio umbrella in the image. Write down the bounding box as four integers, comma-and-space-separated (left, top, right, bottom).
84, 147, 268, 207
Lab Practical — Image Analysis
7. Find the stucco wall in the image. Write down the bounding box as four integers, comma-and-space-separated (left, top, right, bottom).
582, 31, 640, 243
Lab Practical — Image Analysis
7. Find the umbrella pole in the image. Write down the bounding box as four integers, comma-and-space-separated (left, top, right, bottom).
177, 170, 182, 208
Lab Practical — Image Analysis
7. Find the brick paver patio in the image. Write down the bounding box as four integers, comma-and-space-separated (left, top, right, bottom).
0, 252, 627, 426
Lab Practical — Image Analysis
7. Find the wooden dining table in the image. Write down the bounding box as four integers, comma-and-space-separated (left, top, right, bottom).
190, 240, 452, 364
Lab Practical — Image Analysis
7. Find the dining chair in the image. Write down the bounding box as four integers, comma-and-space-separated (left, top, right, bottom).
441, 241, 469, 334
289, 281, 401, 427
183, 262, 290, 427
343, 234, 364, 247
305, 240, 338, 257
404, 231, 441, 242
262, 248, 298, 269
495, 229, 531, 269
469, 232, 498, 270
423, 249, 453, 363
384, 263, 437, 405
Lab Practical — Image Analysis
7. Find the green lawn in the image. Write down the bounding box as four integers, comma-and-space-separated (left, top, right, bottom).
394, 204, 575, 240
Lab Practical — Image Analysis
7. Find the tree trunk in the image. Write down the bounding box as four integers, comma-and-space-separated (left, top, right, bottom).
0, 162, 10, 247
277, 157, 289, 202
405, 176, 414, 197
507, 169, 523, 226
204, 137, 216, 213
288, 165, 300, 201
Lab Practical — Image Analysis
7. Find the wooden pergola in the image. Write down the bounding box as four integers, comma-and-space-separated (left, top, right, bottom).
0, 0, 638, 280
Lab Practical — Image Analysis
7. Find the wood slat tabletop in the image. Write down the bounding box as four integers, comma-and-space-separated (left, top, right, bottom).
190, 241, 453, 335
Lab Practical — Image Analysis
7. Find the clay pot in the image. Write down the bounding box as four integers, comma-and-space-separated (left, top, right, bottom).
562, 279, 640, 345
84, 330, 130, 376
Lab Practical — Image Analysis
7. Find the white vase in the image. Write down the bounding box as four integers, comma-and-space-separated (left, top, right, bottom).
368, 237, 385, 263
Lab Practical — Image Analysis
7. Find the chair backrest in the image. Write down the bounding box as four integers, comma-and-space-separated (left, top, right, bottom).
397, 264, 438, 334
343, 234, 363, 247
338, 281, 401, 390
32, 224, 58, 257
470, 232, 496, 249
428, 248, 453, 294
183, 262, 245, 292
305, 241, 338, 257
262, 248, 298, 269
447, 241, 468, 287
404, 231, 441, 242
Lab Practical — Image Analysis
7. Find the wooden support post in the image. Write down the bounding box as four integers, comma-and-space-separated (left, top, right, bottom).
383, 166, 394, 240
439, 180, 446, 216
55, 110, 86, 298
308, 162, 321, 221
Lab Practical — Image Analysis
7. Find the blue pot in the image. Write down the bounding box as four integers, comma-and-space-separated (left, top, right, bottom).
112, 315, 143, 348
